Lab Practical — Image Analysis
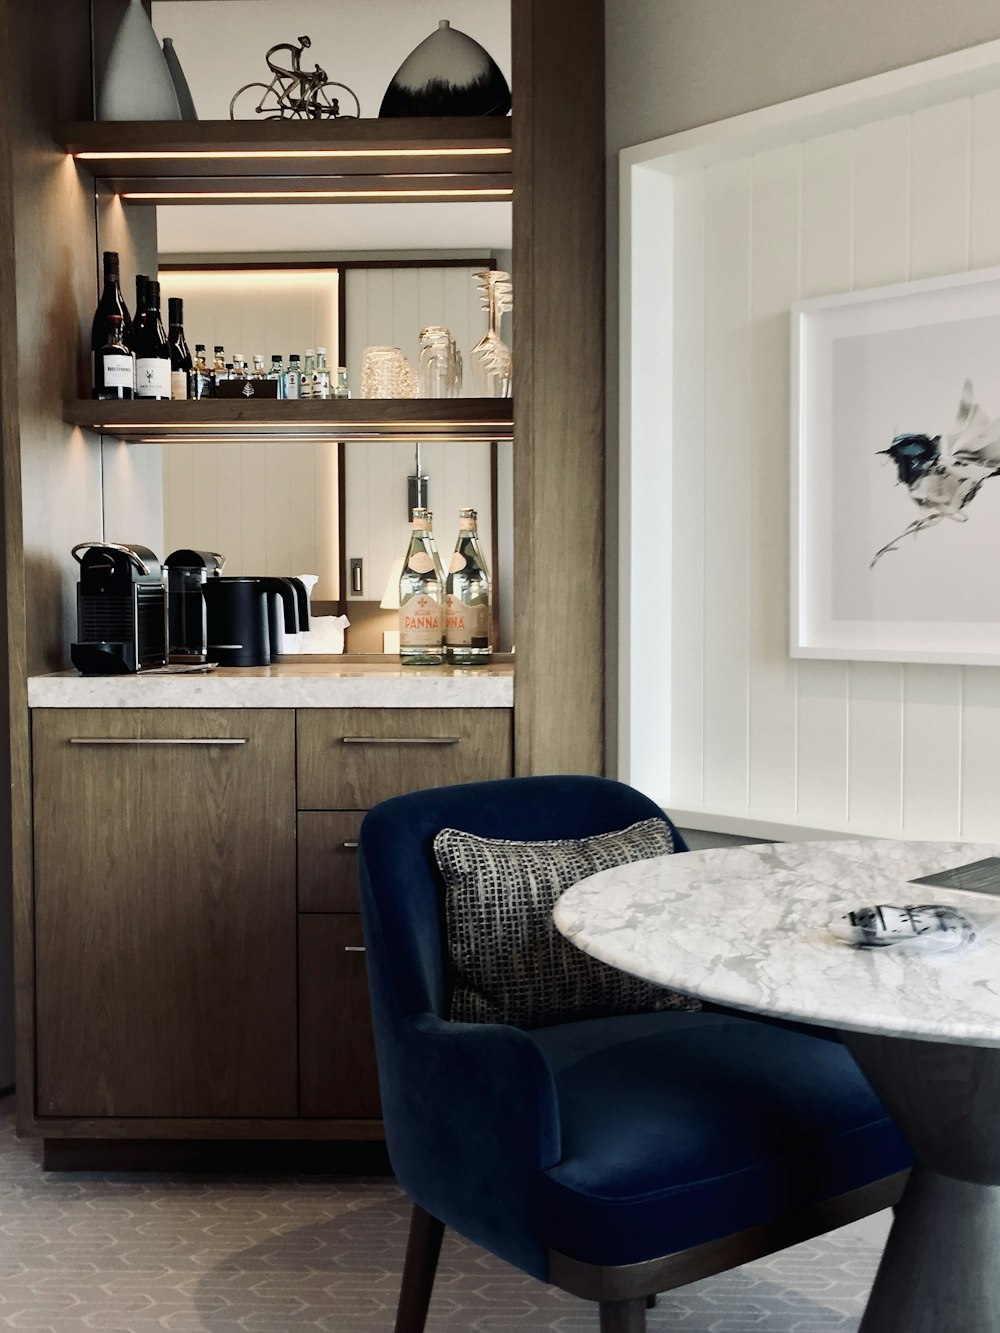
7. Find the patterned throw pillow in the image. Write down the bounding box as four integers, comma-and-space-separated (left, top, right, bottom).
433, 818, 700, 1029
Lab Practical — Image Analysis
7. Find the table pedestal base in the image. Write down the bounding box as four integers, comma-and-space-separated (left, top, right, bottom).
843, 1032, 1000, 1333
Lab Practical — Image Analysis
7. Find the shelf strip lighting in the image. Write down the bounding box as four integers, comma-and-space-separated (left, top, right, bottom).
110, 419, 511, 432
120, 187, 513, 201
131, 434, 511, 445
76, 147, 511, 161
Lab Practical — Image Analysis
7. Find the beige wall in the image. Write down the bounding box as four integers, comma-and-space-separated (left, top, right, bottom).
605, 0, 1000, 150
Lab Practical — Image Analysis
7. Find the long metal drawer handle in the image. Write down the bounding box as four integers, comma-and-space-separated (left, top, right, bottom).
344, 945, 366, 953
341, 736, 461, 746
69, 738, 249, 746
342, 840, 359, 849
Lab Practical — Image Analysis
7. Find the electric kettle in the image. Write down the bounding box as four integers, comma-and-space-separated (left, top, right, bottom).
204, 576, 299, 667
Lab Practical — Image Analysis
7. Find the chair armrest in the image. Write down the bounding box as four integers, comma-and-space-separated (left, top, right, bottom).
378, 1011, 562, 1263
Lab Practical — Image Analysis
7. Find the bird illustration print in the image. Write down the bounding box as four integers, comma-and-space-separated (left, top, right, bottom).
871, 379, 1000, 567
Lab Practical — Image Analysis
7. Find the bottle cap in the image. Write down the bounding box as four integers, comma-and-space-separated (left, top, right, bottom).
168, 297, 183, 320
412, 507, 432, 527
290, 354, 301, 362
317, 346, 326, 354
195, 343, 206, 351
214, 345, 224, 353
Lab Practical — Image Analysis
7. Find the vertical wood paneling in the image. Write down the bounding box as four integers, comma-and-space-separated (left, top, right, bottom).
852, 117, 911, 290
970, 90, 1000, 268
910, 102, 972, 277
901, 667, 963, 836
669, 171, 706, 806
795, 132, 853, 822
701, 157, 752, 811
664, 87, 1000, 837
747, 144, 800, 819
846, 116, 910, 832
961, 671, 1000, 838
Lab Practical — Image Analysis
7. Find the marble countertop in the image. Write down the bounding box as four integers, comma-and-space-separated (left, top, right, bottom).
554, 838, 1000, 1047
28, 660, 514, 709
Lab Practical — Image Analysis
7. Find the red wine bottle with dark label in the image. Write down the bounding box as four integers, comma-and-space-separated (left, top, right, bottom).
133, 279, 171, 400
90, 251, 132, 398
94, 314, 134, 401
167, 297, 192, 400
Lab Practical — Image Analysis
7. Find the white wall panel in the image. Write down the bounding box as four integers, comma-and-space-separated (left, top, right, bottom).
747, 145, 800, 820
668, 172, 706, 805
626, 56, 1000, 839
701, 159, 752, 812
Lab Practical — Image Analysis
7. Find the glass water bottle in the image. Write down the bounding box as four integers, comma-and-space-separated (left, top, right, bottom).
399, 508, 445, 665
446, 507, 492, 664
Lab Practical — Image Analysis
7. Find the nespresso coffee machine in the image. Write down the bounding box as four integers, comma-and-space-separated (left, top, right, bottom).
70, 542, 167, 675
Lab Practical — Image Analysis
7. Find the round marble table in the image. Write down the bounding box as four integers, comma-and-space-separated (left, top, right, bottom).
554, 838, 1000, 1333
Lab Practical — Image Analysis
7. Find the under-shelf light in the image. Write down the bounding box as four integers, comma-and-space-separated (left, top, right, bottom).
76, 147, 512, 161
120, 187, 513, 202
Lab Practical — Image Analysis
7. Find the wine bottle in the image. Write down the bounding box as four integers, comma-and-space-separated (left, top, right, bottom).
167, 297, 192, 400
132, 279, 171, 400
130, 274, 148, 350
399, 507, 445, 666
93, 313, 134, 401
445, 507, 492, 664
90, 251, 132, 395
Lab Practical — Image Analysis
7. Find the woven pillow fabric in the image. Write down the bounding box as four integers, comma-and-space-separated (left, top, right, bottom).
434, 818, 700, 1029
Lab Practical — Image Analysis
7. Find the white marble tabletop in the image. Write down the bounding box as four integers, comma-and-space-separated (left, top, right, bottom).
554, 839, 1000, 1047
28, 661, 514, 709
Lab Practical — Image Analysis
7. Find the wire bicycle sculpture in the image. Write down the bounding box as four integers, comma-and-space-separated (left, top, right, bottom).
229, 35, 361, 120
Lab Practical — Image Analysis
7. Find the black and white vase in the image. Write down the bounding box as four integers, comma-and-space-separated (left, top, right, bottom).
162, 38, 198, 121
379, 20, 511, 118
98, 0, 181, 120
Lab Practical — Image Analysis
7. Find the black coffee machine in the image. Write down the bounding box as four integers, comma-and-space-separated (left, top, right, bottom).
204, 576, 305, 667
70, 541, 167, 674
164, 548, 225, 664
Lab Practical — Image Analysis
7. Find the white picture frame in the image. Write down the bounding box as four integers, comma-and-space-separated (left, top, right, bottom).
791, 265, 1000, 666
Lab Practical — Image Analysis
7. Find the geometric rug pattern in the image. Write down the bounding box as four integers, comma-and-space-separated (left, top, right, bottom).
0, 1097, 890, 1331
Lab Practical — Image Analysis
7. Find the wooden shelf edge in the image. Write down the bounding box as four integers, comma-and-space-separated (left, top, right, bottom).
61, 118, 514, 195
62, 116, 512, 154
64, 397, 514, 443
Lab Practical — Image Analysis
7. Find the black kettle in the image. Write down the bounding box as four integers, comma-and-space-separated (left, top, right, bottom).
204, 576, 299, 667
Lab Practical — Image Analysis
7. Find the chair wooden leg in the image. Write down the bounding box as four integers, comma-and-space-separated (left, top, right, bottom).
599, 1297, 647, 1332
394, 1203, 445, 1333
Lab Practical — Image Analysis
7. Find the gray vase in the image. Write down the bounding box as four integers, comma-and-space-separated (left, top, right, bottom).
98, 0, 181, 120
162, 38, 198, 120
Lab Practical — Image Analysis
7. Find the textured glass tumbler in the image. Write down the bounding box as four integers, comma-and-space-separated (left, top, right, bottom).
360, 346, 416, 399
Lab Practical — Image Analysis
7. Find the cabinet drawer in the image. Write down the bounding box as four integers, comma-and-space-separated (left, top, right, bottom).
298, 811, 364, 912
299, 915, 381, 1119
296, 707, 513, 809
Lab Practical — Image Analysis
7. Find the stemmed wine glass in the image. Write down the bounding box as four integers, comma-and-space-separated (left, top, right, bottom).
470, 270, 512, 398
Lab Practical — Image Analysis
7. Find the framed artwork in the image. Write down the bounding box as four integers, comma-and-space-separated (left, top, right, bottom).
791, 265, 1000, 666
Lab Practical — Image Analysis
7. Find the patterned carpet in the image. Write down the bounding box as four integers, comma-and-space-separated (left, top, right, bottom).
0, 1096, 891, 1331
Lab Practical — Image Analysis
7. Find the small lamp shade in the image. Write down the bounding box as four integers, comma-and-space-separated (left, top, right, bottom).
380, 558, 404, 611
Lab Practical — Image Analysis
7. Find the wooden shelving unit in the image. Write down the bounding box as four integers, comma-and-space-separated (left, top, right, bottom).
62, 116, 513, 200
64, 397, 514, 443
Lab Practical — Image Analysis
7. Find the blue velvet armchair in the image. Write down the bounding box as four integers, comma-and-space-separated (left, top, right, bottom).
357, 775, 912, 1333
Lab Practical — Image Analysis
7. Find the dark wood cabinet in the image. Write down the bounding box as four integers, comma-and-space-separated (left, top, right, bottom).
298, 915, 381, 1119
32, 708, 297, 1118
28, 702, 513, 1139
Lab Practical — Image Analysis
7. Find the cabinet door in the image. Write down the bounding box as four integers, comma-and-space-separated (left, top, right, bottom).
32, 709, 297, 1118
299, 915, 381, 1118
298, 811, 364, 912
297, 707, 513, 809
